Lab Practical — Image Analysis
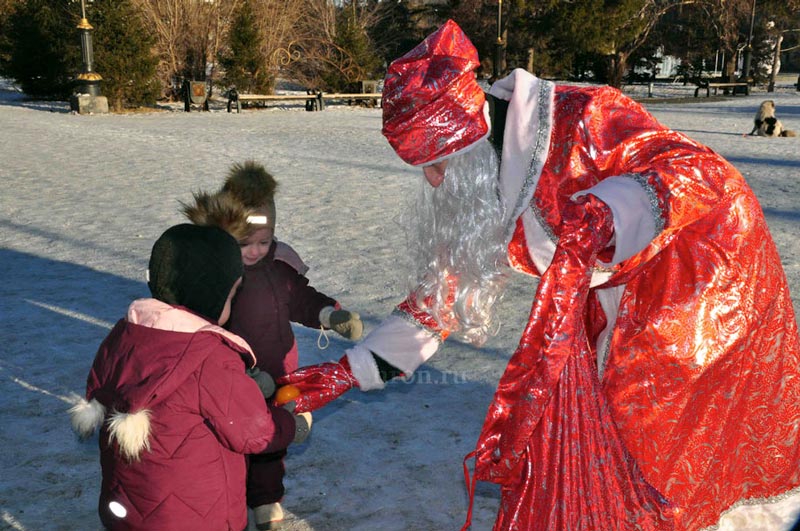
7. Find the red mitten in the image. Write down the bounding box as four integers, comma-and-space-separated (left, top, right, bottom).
274, 356, 358, 413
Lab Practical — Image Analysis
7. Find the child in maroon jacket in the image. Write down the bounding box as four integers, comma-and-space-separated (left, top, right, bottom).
69, 224, 311, 531
182, 161, 362, 530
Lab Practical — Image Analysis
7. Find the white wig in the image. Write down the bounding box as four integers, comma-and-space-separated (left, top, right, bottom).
402, 139, 509, 346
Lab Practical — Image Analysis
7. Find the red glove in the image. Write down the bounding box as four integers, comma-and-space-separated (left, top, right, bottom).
274, 356, 358, 413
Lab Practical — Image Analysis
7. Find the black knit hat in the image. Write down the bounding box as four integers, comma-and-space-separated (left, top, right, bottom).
148, 224, 243, 322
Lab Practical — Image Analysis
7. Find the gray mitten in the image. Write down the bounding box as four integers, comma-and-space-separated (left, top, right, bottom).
282, 401, 312, 443
246, 367, 276, 399
321, 307, 363, 340
292, 411, 312, 444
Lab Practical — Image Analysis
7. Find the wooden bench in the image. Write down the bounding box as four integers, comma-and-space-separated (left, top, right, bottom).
694, 80, 750, 98
320, 92, 382, 109
227, 88, 381, 113
227, 89, 324, 113
623, 81, 656, 98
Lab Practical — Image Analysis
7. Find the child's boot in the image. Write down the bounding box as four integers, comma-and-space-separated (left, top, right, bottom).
254, 502, 284, 530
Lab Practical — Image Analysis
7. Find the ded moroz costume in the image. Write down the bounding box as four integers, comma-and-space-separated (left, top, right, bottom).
279, 20, 800, 531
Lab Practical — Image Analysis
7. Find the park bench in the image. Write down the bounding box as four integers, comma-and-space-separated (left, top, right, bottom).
227, 88, 381, 113
320, 92, 382, 108
227, 88, 324, 113
694, 79, 750, 98
325, 79, 382, 108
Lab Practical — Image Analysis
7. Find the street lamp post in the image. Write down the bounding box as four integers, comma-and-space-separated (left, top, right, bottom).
493, 0, 505, 80
70, 0, 108, 113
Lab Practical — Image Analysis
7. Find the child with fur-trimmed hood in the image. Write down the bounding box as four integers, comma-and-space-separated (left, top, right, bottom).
69, 224, 311, 531
182, 160, 362, 529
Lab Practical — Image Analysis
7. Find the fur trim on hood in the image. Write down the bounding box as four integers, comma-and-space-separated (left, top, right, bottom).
181, 190, 253, 241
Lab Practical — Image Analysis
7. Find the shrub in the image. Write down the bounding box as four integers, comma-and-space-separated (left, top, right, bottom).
89, 0, 160, 110
6, 0, 79, 99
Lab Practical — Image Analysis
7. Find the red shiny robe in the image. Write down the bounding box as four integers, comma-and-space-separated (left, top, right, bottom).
281, 71, 800, 530
403, 76, 800, 530
462, 80, 800, 530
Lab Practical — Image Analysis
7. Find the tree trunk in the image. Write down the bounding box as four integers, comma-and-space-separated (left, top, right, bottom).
607, 52, 628, 89
724, 51, 737, 82
768, 35, 783, 93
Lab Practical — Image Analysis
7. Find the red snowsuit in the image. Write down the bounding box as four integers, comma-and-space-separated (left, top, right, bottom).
227, 240, 337, 508
72, 299, 295, 531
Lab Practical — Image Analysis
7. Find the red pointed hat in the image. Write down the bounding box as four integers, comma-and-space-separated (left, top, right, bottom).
381, 20, 489, 167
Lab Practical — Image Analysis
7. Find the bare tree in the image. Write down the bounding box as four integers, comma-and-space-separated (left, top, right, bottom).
249, 0, 307, 79
759, 0, 800, 91
132, 0, 239, 97
285, 0, 383, 91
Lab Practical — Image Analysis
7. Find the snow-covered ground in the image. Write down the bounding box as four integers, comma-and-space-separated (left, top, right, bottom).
1, 76, 799, 531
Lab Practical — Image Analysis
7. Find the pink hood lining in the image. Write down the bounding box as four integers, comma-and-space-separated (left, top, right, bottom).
127, 298, 256, 368
69, 299, 258, 461
126, 299, 256, 368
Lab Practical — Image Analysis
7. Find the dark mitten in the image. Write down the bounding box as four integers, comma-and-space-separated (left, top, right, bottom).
374, 353, 404, 382
329, 309, 364, 340
246, 367, 276, 399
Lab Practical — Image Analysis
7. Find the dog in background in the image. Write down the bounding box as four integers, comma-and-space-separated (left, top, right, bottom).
749, 100, 797, 137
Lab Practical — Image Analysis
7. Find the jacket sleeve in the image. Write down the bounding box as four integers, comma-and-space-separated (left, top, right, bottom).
197, 343, 296, 454
84, 320, 128, 400
280, 261, 338, 328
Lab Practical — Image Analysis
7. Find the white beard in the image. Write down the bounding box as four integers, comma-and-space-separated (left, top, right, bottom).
402, 139, 509, 346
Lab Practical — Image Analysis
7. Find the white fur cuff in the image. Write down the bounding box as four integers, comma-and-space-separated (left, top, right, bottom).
346, 345, 385, 391
359, 314, 440, 375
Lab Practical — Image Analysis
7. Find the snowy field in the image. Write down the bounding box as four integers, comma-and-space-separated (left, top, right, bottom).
1, 77, 799, 531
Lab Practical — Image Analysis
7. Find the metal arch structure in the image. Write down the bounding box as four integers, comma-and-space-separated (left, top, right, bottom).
270, 44, 303, 67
